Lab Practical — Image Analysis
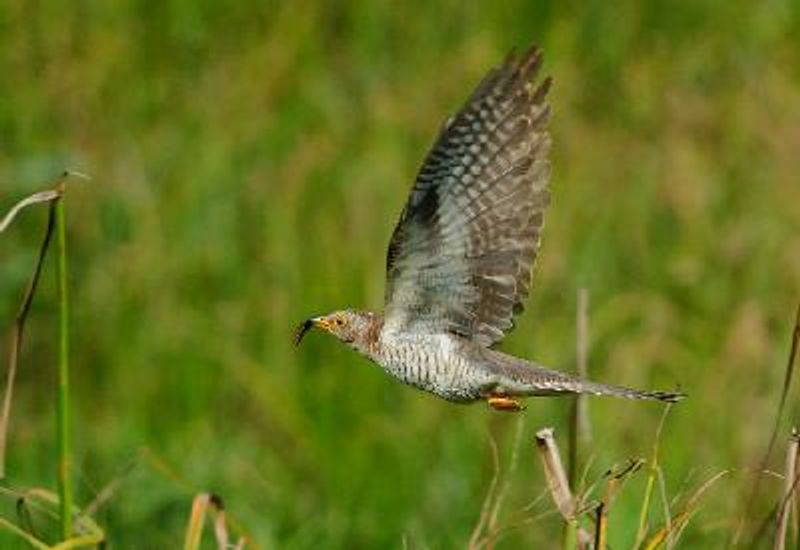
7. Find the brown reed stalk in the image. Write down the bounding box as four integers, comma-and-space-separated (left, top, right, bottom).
184, 493, 245, 550
569, 288, 591, 489
737, 303, 800, 545
535, 428, 592, 549
775, 429, 799, 550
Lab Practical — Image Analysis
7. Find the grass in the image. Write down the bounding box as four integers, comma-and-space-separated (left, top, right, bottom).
0, 185, 249, 546
1, 0, 799, 546
53, 187, 72, 540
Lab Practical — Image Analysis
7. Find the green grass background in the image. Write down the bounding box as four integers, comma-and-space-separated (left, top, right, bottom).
1, 0, 799, 547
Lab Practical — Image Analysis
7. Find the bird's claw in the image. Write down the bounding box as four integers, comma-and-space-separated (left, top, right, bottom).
486, 395, 526, 412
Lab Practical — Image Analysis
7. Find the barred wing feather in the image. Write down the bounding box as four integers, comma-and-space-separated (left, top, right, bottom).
384, 46, 552, 348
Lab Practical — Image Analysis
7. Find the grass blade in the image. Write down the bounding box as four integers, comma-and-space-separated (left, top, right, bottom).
16, 496, 39, 541
643, 470, 729, 550
467, 434, 500, 549
635, 405, 673, 547
488, 416, 525, 535
54, 191, 74, 541
0, 516, 50, 549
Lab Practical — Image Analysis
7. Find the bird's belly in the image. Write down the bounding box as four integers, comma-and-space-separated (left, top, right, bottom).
375, 336, 491, 401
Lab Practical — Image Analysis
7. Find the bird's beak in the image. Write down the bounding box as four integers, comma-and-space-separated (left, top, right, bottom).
293, 316, 329, 346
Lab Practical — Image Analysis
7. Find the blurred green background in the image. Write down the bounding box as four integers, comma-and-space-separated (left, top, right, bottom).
1, 0, 799, 547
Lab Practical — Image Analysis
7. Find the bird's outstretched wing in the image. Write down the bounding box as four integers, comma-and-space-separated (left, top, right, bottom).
384, 46, 552, 347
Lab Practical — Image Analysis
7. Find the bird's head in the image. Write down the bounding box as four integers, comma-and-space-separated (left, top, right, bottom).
293, 310, 381, 352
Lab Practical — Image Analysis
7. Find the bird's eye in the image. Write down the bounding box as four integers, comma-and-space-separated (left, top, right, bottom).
334, 318, 344, 326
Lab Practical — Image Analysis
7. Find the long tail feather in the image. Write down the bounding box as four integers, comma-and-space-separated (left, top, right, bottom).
480, 348, 685, 403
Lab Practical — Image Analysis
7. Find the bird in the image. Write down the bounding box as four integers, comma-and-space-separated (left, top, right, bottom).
294, 45, 684, 412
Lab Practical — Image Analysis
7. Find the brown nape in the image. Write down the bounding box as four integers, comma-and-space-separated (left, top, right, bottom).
293, 318, 314, 346
362, 313, 385, 352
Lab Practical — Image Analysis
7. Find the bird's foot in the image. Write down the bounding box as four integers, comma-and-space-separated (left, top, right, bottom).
486, 394, 526, 412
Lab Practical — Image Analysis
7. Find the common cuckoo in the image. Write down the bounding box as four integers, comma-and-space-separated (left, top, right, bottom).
295, 45, 684, 411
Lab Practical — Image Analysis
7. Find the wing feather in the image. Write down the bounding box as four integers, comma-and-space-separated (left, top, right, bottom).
384, 46, 552, 347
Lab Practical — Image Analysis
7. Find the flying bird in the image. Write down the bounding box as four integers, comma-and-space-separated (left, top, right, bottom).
295, 45, 684, 411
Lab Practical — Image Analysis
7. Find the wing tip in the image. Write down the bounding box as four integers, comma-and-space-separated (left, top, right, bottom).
651, 389, 688, 403
502, 44, 552, 105
532, 76, 552, 104
518, 44, 543, 75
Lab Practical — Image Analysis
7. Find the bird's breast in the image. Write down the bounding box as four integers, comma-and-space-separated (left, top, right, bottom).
373, 333, 481, 400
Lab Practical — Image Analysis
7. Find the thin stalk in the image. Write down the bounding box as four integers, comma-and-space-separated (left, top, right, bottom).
775, 429, 799, 550
794, 432, 800, 548
563, 519, 577, 550
569, 288, 590, 488
738, 303, 800, 545
54, 194, 73, 540
535, 428, 592, 550
594, 502, 607, 550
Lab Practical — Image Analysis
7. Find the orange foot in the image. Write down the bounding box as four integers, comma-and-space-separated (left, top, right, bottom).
486, 394, 526, 412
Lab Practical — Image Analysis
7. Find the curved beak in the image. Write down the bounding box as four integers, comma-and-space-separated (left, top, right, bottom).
293, 316, 329, 346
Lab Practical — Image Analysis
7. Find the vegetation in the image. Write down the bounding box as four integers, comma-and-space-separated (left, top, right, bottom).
1, 0, 799, 546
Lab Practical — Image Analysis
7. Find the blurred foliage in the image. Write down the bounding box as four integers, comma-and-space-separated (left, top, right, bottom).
1, 0, 799, 547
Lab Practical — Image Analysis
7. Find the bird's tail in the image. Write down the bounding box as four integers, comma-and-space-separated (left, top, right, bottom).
551, 377, 685, 403
481, 349, 685, 403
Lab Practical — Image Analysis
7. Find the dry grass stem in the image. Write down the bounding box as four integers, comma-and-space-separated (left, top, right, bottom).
535, 428, 575, 519
0, 190, 61, 234
534, 428, 592, 549
774, 429, 799, 550
794, 429, 800, 546
569, 288, 591, 488
184, 493, 244, 550
134, 448, 254, 547
184, 493, 212, 550
738, 303, 800, 544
